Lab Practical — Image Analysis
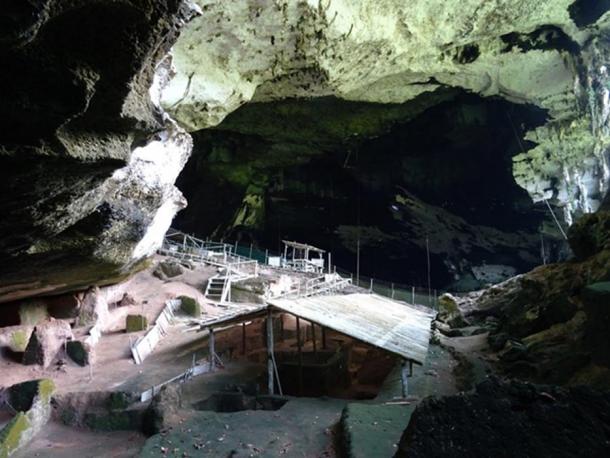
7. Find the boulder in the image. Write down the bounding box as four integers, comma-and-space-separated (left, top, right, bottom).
77, 286, 109, 328
582, 282, 610, 366
0, 326, 34, 353
179, 296, 201, 317
18, 301, 48, 326
396, 377, 610, 458
66, 340, 93, 367
153, 261, 184, 280
126, 315, 148, 333
437, 293, 468, 328
116, 293, 136, 308
568, 211, 610, 260
22, 319, 73, 368
0, 379, 55, 458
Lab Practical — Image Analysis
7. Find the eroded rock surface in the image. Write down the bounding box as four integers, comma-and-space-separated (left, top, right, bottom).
166, 0, 610, 218
396, 377, 610, 458
0, 1, 197, 303
22, 319, 73, 369
455, 211, 610, 388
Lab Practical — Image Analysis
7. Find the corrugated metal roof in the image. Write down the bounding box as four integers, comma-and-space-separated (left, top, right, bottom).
268, 293, 434, 365
282, 240, 326, 253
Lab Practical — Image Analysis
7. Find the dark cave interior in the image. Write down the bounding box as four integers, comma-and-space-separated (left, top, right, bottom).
175, 92, 562, 290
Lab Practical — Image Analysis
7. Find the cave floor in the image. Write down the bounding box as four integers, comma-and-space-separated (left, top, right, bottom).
137, 338, 461, 458
0, 257, 265, 396
0, 256, 480, 458
12, 421, 146, 458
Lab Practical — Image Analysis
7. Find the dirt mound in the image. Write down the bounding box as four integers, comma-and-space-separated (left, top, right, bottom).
395, 377, 610, 458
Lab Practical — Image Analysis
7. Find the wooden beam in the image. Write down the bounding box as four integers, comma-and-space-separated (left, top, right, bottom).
401, 359, 409, 398
209, 327, 215, 372
311, 322, 317, 354
242, 322, 247, 355
267, 309, 274, 395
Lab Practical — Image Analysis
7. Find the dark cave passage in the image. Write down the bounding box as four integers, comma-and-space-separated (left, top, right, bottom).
175, 92, 562, 290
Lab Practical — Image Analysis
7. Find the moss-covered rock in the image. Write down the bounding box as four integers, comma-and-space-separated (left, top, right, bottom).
179, 296, 201, 317
0, 379, 55, 457
66, 340, 92, 366
437, 293, 468, 328
18, 301, 48, 326
9, 330, 30, 353
568, 211, 610, 260
126, 315, 148, 332
0, 413, 30, 458
153, 261, 184, 280
22, 319, 73, 368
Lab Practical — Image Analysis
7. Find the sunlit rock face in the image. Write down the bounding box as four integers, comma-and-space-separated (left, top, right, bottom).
0, 1, 196, 302
166, 0, 610, 220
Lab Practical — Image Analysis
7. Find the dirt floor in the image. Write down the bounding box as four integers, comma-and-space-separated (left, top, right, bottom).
12, 421, 146, 458
1, 254, 481, 458
0, 257, 262, 395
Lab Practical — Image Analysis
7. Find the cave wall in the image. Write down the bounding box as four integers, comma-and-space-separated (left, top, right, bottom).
1, 0, 609, 302
0, 1, 197, 303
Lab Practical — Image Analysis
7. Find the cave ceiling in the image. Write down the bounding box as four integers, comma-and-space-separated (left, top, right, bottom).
0, 0, 609, 301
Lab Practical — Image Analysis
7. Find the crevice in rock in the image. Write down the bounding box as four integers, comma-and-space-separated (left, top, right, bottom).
500, 25, 581, 54
569, 0, 610, 28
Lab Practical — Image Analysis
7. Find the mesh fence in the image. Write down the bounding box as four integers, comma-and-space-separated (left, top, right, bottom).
232, 242, 441, 309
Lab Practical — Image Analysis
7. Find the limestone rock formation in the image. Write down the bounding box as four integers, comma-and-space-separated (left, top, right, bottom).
396, 377, 610, 458
22, 319, 73, 368
165, 0, 610, 219
454, 211, 610, 388
0, 1, 198, 303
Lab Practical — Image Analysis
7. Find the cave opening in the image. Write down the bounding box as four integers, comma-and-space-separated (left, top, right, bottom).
175, 91, 559, 291
569, 0, 610, 28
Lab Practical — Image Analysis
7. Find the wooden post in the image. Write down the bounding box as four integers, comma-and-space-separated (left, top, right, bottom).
391, 283, 395, 299
311, 322, 317, 354
265, 249, 269, 264
209, 327, 215, 372
267, 309, 274, 395
401, 359, 409, 398
328, 252, 332, 274
296, 316, 303, 395
249, 243, 253, 258
411, 287, 415, 305
370, 278, 373, 293
242, 322, 247, 355
321, 326, 327, 349
279, 314, 285, 342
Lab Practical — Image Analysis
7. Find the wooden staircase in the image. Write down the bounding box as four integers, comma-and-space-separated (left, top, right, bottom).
204, 274, 230, 304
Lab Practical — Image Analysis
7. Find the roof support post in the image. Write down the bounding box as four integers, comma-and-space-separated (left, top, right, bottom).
209, 327, 215, 372
311, 322, 317, 355
321, 326, 327, 350
267, 309, 275, 395
296, 316, 303, 396
242, 322, 247, 355
401, 359, 409, 398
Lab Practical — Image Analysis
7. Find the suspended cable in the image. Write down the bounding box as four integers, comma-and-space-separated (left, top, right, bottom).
543, 198, 569, 240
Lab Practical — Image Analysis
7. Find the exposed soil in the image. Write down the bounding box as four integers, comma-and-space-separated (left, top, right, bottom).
12, 421, 146, 458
